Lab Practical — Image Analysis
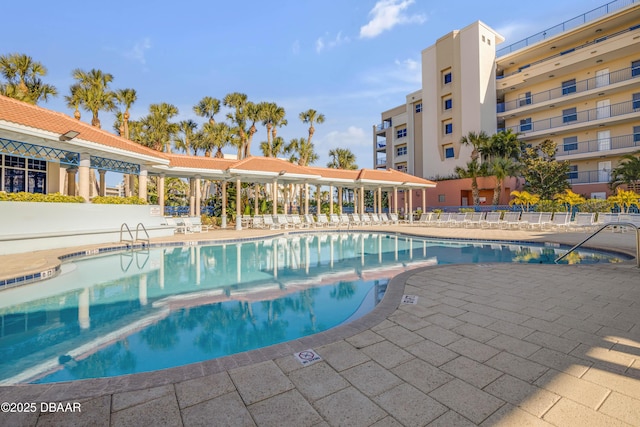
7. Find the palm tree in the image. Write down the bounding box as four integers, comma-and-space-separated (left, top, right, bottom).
193, 96, 221, 126
203, 122, 235, 158
138, 103, 179, 152
175, 120, 199, 155
286, 137, 318, 166
260, 102, 288, 155
483, 129, 522, 162
327, 148, 358, 170
65, 84, 84, 120
260, 136, 286, 158
554, 189, 586, 212
71, 68, 116, 128
488, 156, 519, 205
607, 188, 640, 213
299, 109, 325, 148
455, 159, 484, 205
460, 131, 491, 162
609, 151, 640, 192
244, 102, 262, 158
223, 92, 249, 159
115, 88, 137, 139
509, 190, 540, 212
0, 53, 57, 104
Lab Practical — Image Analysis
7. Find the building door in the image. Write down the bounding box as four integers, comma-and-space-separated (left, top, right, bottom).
597, 130, 611, 151
596, 99, 610, 119
598, 161, 611, 182
595, 68, 609, 88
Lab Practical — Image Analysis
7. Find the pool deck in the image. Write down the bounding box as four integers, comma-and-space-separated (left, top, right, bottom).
1, 226, 639, 426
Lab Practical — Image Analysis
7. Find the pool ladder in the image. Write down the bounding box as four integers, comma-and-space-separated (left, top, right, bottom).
554, 222, 640, 268
120, 223, 150, 247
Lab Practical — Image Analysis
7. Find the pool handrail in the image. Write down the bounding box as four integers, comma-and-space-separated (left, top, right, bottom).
554, 222, 640, 267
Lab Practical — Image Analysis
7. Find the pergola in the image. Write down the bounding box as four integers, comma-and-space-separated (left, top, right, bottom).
0, 94, 436, 230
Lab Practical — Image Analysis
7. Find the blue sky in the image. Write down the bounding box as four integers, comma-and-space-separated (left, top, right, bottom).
4, 0, 604, 173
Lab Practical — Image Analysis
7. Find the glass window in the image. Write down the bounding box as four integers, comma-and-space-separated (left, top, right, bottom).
438, 194, 446, 202
28, 159, 47, 171
4, 156, 25, 168
632, 60, 640, 77
444, 98, 452, 110
444, 72, 452, 84
415, 103, 422, 113
563, 136, 578, 152
633, 93, 640, 110
444, 123, 453, 134
520, 118, 532, 132
568, 165, 578, 180
562, 107, 577, 123
28, 171, 46, 193
519, 92, 532, 106
634, 125, 640, 143
444, 147, 454, 158
4, 168, 25, 193
396, 146, 407, 156
396, 128, 407, 139
562, 79, 576, 95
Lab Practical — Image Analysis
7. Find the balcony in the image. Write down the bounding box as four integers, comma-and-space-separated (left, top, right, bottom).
375, 157, 387, 167
558, 133, 640, 157
497, 0, 637, 57
567, 170, 612, 184
376, 120, 392, 132
497, 66, 639, 113
376, 142, 386, 151
502, 99, 640, 135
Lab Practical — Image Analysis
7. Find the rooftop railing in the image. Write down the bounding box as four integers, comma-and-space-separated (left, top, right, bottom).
501, 99, 640, 135
497, 66, 639, 113
497, 0, 638, 57
557, 133, 640, 156
567, 169, 612, 184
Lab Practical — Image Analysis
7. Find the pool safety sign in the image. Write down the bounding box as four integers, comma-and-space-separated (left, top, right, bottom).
401, 295, 419, 305
294, 349, 322, 366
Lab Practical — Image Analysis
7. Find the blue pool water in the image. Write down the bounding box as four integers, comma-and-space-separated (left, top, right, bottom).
0, 232, 624, 384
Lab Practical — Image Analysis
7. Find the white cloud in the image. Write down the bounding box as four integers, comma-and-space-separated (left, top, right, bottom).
321, 126, 369, 148
316, 31, 351, 53
360, 0, 426, 39
123, 37, 151, 64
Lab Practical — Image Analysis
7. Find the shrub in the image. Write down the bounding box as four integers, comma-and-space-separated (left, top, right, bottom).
535, 199, 562, 212
579, 199, 609, 213
0, 191, 85, 203
91, 196, 148, 205
458, 208, 475, 213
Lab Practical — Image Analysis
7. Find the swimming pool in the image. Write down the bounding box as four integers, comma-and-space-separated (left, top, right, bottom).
0, 232, 624, 384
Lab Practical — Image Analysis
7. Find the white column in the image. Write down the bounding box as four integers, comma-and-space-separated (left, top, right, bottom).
393, 187, 398, 214
254, 183, 259, 215
99, 170, 106, 196
236, 178, 242, 230
139, 166, 148, 202
189, 178, 195, 216
78, 153, 90, 201
360, 186, 365, 215
195, 175, 201, 217
316, 185, 321, 216
422, 188, 426, 212
408, 188, 413, 224
304, 183, 309, 215
128, 174, 136, 197
66, 168, 77, 196
272, 179, 278, 215
378, 187, 382, 214
338, 187, 343, 214
158, 174, 165, 216
221, 181, 227, 229
329, 185, 334, 215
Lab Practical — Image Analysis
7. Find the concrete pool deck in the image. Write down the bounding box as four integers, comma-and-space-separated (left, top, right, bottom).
0, 226, 639, 426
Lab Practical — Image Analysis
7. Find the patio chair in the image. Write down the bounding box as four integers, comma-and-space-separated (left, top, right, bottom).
304, 214, 321, 228
275, 214, 293, 229
349, 213, 363, 226
339, 214, 351, 227
360, 213, 373, 226
569, 212, 596, 231
262, 215, 280, 229
316, 214, 330, 227
369, 213, 383, 226
464, 212, 485, 228
414, 212, 433, 226
388, 213, 400, 225
550, 212, 571, 230
448, 213, 467, 227
480, 212, 502, 228
329, 214, 341, 227
251, 215, 266, 229
164, 217, 188, 234
519, 212, 541, 229
434, 212, 452, 227
181, 218, 202, 233
290, 215, 308, 229
537, 212, 553, 229
499, 211, 520, 229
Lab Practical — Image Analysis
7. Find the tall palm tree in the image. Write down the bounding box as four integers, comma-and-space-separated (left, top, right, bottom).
327, 148, 358, 170
203, 122, 235, 158
138, 103, 179, 152
244, 102, 262, 158
455, 159, 484, 205
65, 84, 84, 120
286, 137, 318, 166
609, 151, 640, 192
223, 92, 249, 159
193, 96, 221, 125
71, 68, 116, 128
460, 131, 490, 161
482, 129, 522, 162
115, 88, 137, 139
0, 53, 57, 104
260, 102, 288, 155
174, 120, 199, 155
488, 156, 519, 205
260, 136, 286, 158
299, 109, 325, 148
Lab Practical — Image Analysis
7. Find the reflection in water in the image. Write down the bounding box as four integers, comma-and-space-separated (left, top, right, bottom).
0, 233, 622, 384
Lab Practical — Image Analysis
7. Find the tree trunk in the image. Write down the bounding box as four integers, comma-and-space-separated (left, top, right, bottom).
472, 178, 480, 205
492, 180, 501, 206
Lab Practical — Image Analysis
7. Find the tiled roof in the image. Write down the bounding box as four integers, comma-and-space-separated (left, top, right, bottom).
167, 154, 237, 169
229, 157, 318, 176
0, 95, 167, 160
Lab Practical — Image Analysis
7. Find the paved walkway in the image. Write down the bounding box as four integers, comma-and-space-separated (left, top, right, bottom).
1, 226, 639, 426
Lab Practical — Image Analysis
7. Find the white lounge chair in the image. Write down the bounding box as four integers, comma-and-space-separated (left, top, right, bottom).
499, 212, 520, 229
164, 217, 188, 234
569, 212, 596, 231
480, 212, 502, 228
550, 212, 571, 230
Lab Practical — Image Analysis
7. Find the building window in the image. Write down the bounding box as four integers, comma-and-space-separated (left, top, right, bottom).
438, 194, 446, 202
634, 125, 640, 143
444, 147, 454, 158
2, 155, 47, 193
519, 92, 532, 106
443, 72, 452, 84
396, 146, 407, 156
415, 103, 422, 113
563, 136, 578, 152
396, 164, 407, 173
632, 60, 640, 77
562, 79, 577, 95
568, 165, 578, 180
444, 98, 452, 110
396, 128, 407, 139
519, 118, 532, 132
444, 122, 453, 135
562, 107, 577, 123
633, 93, 640, 110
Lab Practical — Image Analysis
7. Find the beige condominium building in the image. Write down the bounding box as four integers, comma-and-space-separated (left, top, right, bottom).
374, 0, 640, 206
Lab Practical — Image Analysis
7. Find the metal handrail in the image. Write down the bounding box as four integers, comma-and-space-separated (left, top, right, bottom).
135, 223, 150, 247
120, 223, 134, 245
555, 222, 640, 267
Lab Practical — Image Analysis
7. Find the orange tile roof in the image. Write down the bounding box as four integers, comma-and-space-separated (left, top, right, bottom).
229, 156, 318, 176
167, 154, 237, 169
305, 166, 361, 180
0, 95, 167, 160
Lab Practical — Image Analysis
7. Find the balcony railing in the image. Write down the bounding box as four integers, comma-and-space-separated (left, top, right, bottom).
497, 0, 638, 57
497, 66, 639, 113
376, 120, 392, 131
558, 133, 640, 156
376, 157, 387, 166
502, 100, 640, 134
376, 142, 386, 150
496, 20, 640, 80
567, 170, 612, 184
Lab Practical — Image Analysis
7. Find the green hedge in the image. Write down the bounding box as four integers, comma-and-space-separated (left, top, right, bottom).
0, 192, 85, 203
91, 196, 148, 205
